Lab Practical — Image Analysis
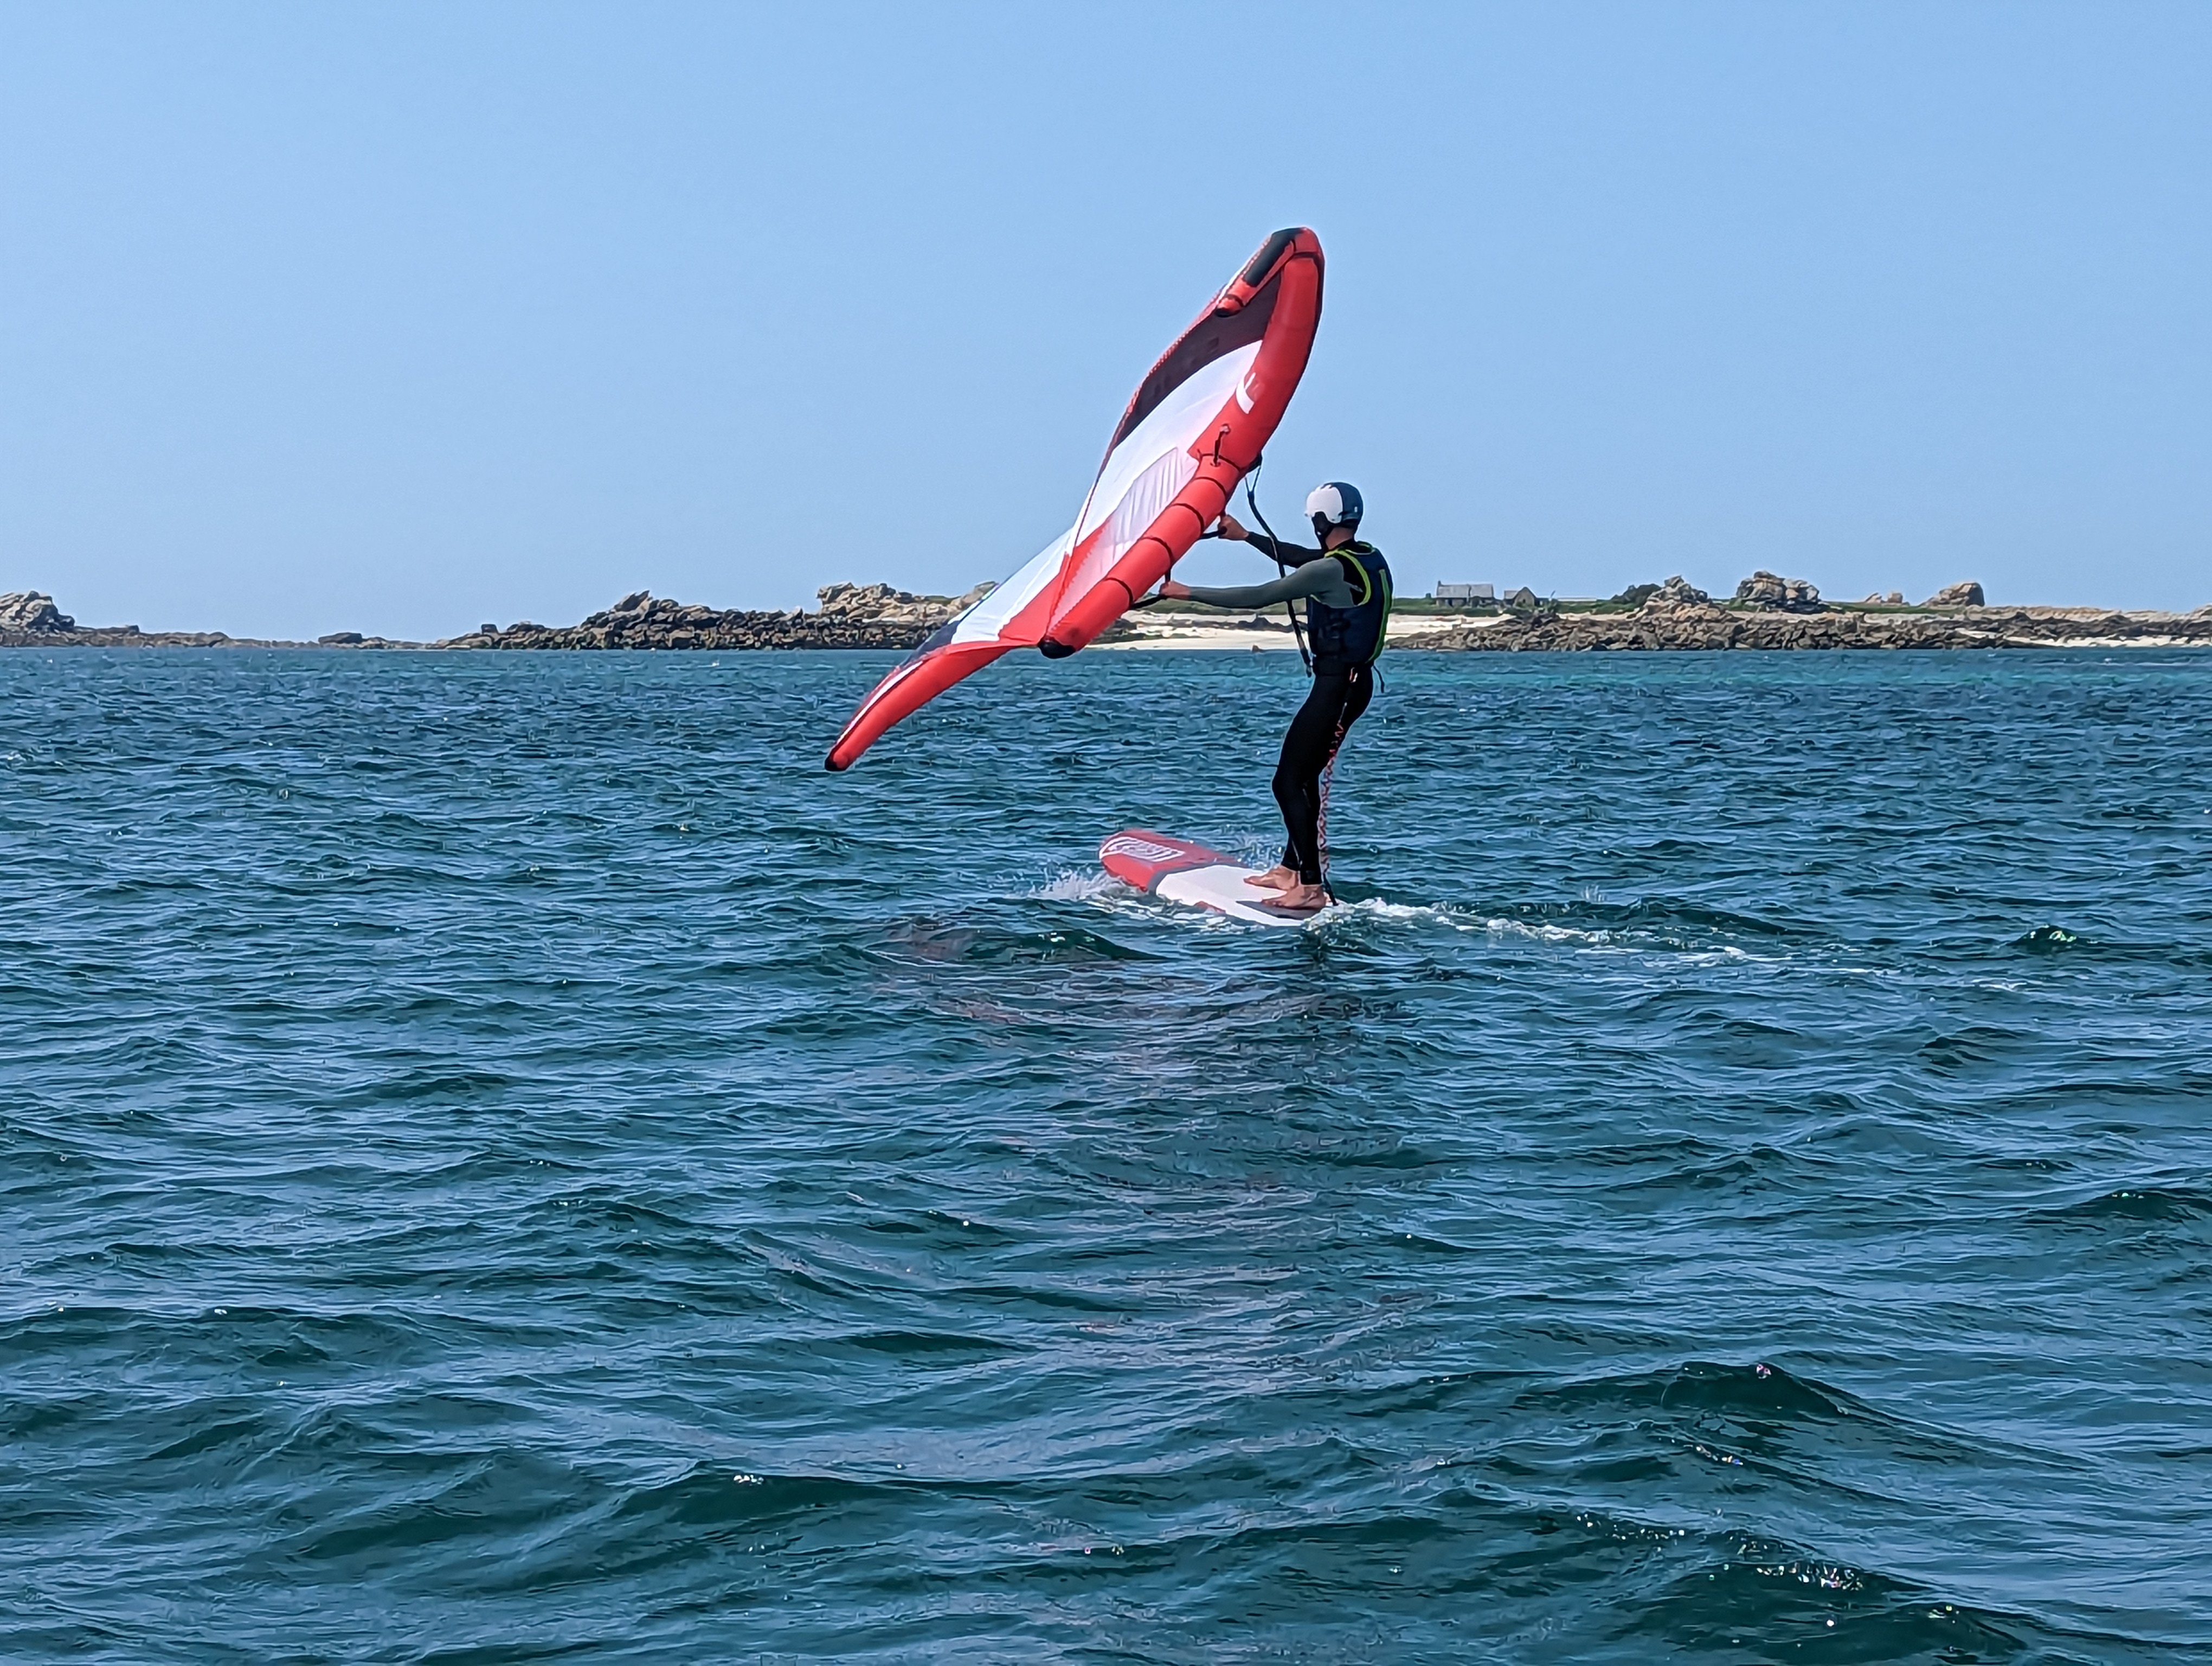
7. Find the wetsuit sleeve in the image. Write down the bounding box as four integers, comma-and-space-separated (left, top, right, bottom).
1182, 559, 1356, 610
1243, 532, 1325, 565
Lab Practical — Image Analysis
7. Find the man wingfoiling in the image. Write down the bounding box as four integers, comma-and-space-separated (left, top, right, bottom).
1154, 482, 1392, 912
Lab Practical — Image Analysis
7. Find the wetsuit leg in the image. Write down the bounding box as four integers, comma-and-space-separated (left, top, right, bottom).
1272, 666, 1373, 885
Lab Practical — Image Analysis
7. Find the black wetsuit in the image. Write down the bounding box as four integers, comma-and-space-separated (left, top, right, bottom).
1184, 536, 1393, 887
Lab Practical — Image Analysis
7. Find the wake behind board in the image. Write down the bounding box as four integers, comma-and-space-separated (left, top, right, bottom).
1099, 830, 1315, 928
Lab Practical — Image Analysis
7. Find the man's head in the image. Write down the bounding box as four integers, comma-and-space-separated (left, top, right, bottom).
1305, 482, 1363, 548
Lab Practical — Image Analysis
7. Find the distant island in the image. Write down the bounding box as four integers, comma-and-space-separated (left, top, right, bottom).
4, 572, 2209, 653
0, 584, 984, 652
1392, 574, 2212, 651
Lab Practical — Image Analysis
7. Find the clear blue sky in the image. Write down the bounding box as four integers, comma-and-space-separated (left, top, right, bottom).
3, 2, 2207, 638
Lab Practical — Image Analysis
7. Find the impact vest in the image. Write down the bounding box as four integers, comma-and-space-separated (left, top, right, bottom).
1306, 542, 1392, 673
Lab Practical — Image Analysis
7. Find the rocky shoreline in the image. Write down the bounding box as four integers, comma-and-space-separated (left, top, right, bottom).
1405, 601, 2212, 652
438, 584, 992, 652
1400, 572, 2212, 651
7, 575, 2209, 653
0, 584, 984, 653
0, 591, 314, 649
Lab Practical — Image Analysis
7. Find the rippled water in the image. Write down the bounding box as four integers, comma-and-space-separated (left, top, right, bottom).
4, 647, 2210, 1663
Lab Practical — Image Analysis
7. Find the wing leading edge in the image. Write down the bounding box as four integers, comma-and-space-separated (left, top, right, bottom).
824, 228, 1324, 771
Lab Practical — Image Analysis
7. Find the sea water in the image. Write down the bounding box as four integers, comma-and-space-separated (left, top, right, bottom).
3, 647, 2209, 1663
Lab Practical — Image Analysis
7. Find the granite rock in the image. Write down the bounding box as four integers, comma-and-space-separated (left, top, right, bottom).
0, 592, 75, 633
815, 582, 992, 623
1733, 571, 1823, 612
1926, 581, 1987, 607
1643, 575, 1715, 612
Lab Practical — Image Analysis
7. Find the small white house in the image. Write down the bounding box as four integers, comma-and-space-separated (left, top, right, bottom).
1433, 582, 1494, 603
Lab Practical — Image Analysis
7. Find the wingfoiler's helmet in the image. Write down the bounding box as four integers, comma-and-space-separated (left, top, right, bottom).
1306, 482, 1363, 540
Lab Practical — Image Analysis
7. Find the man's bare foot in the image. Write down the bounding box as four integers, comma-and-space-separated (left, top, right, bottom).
1262, 881, 1329, 912
1243, 865, 1298, 892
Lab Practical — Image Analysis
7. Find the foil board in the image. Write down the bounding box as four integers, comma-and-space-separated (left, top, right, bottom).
1099, 830, 1315, 928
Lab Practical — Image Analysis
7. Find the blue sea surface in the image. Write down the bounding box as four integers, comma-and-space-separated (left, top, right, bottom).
4, 646, 2210, 1663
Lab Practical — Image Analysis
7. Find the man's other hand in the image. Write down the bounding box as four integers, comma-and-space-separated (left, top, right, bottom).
1214, 511, 1249, 542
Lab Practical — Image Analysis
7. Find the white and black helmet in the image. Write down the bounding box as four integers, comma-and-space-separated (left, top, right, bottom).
1305, 482, 1363, 539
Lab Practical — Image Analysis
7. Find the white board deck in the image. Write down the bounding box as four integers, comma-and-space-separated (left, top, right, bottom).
1156, 862, 1314, 927
1098, 830, 1319, 928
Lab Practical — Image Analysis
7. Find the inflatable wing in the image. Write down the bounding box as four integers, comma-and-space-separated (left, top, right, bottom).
825, 227, 1324, 771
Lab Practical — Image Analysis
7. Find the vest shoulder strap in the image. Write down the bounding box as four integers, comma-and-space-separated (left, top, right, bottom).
1331, 545, 1380, 605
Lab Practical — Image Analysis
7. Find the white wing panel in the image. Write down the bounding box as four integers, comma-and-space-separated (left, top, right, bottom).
938, 343, 1260, 652
1075, 344, 1260, 543
1055, 445, 1198, 612
949, 526, 1075, 646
